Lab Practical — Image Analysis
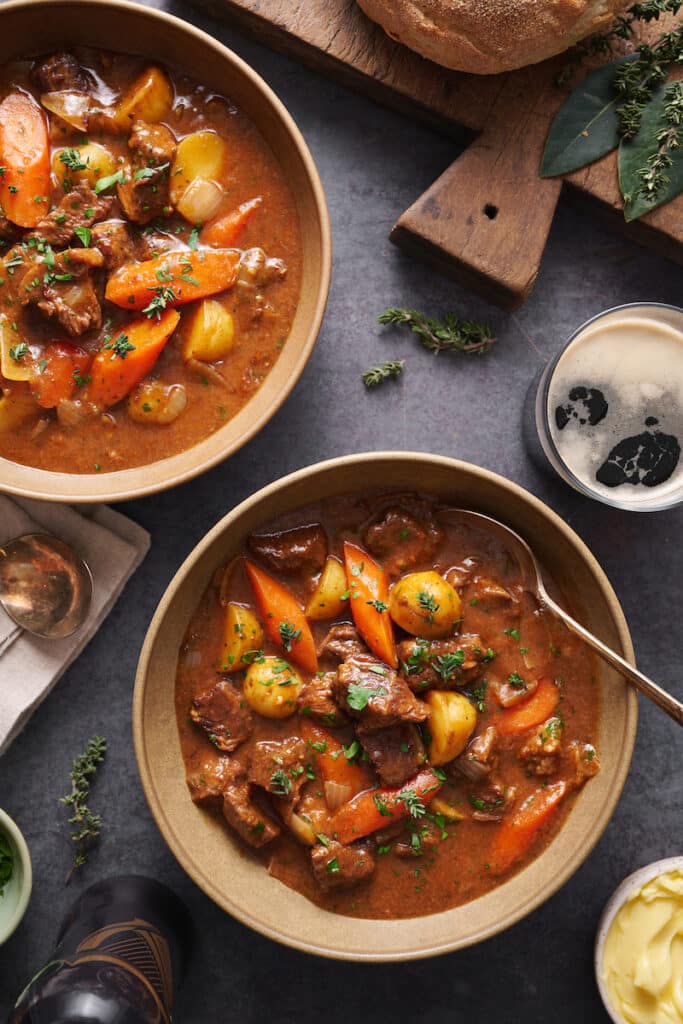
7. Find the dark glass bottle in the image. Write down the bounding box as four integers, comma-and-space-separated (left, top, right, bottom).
9, 876, 191, 1024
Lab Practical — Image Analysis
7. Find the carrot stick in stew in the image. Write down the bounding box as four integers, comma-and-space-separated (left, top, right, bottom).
301, 721, 370, 802
29, 342, 90, 408
244, 560, 318, 674
342, 541, 397, 668
0, 92, 50, 228
104, 249, 241, 310
330, 768, 443, 844
85, 309, 180, 409
489, 780, 568, 874
495, 678, 560, 736
200, 197, 262, 248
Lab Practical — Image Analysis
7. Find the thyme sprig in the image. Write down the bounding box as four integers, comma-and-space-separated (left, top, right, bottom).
635, 80, 683, 199
362, 359, 404, 388
60, 735, 107, 881
378, 308, 494, 356
614, 24, 683, 140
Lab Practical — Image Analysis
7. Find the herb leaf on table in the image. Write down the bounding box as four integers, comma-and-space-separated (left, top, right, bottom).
378, 308, 494, 356
59, 735, 107, 881
362, 359, 404, 389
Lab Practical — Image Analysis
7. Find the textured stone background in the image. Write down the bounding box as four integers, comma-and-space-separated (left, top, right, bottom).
1, 2, 681, 1020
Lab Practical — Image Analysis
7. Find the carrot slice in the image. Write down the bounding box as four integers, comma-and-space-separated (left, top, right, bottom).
29, 342, 90, 408
342, 541, 397, 668
301, 721, 370, 797
0, 91, 50, 228
330, 768, 443, 844
104, 249, 240, 310
496, 678, 560, 736
489, 781, 568, 874
200, 197, 262, 248
244, 560, 318, 674
85, 309, 179, 409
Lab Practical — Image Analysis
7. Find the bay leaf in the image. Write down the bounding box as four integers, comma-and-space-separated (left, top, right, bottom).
541, 54, 637, 178
619, 84, 683, 221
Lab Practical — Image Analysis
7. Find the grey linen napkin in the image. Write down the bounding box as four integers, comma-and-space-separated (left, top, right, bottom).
0, 496, 150, 755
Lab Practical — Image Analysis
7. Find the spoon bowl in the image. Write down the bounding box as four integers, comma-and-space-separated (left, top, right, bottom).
439, 509, 683, 727
0, 534, 92, 639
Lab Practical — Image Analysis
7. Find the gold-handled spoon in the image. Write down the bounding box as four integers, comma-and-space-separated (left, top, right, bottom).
439, 509, 683, 727
0, 534, 92, 639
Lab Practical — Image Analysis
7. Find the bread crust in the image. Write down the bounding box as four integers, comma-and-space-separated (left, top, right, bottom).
356, 0, 630, 75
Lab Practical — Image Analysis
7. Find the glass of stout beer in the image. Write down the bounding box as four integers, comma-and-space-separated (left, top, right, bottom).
524, 302, 683, 512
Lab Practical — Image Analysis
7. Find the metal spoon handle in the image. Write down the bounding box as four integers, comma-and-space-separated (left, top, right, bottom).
543, 594, 683, 727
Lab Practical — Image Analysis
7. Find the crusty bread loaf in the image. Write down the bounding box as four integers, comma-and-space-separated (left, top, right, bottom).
356, 0, 629, 75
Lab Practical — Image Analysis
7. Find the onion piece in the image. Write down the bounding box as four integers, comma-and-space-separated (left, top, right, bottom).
176, 177, 224, 224
41, 91, 91, 131
288, 813, 316, 847
186, 358, 227, 388
324, 780, 353, 811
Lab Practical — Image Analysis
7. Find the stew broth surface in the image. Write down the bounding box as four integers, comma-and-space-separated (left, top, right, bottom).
0, 49, 301, 472
176, 492, 601, 920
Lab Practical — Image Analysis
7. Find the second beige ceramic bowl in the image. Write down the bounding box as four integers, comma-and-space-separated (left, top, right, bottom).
134, 452, 638, 961
0, 0, 330, 504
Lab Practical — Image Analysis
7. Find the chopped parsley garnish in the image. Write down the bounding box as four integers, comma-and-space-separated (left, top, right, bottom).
346, 683, 377, 711
133, 162, 169, 181
343, 739, 360, 763
373, 793, 392, 817
503, 628, 520, 640
417, 590, 439, 624
481, 647, 496, 663
103, 332, 135, 360
508, 672, 527, 691
366, 598, 388, 613
73, 370, 91, 387
188, 225, 200, 250
465, 682, 487, 713
9, 342, 28, 362
74, 226, 91, 247
309, 740, 327, 754
326, 858, 340, 874
241, 649, 265, 664
270, 768, 292, 796
433, 650, 464, 681
59, 147, 88, 172
278, 621, 302, 652
94, 169, 125, 194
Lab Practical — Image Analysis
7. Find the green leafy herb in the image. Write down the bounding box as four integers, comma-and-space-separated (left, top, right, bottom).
94, 169, 125, 194
326, 857, 340, 874
103, 332, 135, 359
398, 788, 426, 819
74, 226, 91, 247
0, 833, 13, 897
59, 736, 107, 879
9, 342, 28, 362
142, 285, 177, 320
310, 740, 327, 754
508, 672, 527, 690
362, 359, 404, 389
59, 147, 88, 172
433, 650, 464, 681
417, 590, 439, 625
378, 308, 494, 356
503, 628, 520, 640
347, 683, 376, 711
270, 768, 292, 796
366, 598, 388, 613
343, 739, 361, 762
620, 80, 683, 218
278, 621, 302, 652
133, 162, 169, 181
188, 225, 200, 250
373, 793, 392, 817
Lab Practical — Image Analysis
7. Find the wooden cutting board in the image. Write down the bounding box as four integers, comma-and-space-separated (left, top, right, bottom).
189, 0, 683, 308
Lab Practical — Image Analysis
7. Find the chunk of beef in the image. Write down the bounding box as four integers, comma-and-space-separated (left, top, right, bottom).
453, 725, 498, 782
222, 775, 280, 848
317, 622, 368, 662
398, 634, 486, 692
519, 717, 563, 777
470, 780, 517, 822
334, 654, 429, 732
489, 675, 539, 709
566, 740, 600, 787
247, 523, 327, 575
469, 577, 516, 611
186, 755, 236, 808
135, 229, 187, 261
247, 737, 309, 821
363, 506, 443, 576
29, 182, 113, 247
310, 838, 375, 892
358, 723, 425, 786
90, 219, 135, 270
117, 120, 176, 224
32, 52, 90, 92
190, 676, 253, 753
298, 672, 347, 726
17, 247, 104, 336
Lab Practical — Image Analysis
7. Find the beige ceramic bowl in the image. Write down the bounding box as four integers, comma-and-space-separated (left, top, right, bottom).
0, 0, 330, 504
134, 452, 638, 961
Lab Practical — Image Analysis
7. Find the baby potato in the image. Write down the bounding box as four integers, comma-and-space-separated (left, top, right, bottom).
426, 691, 477, 766
182, 300, 234, 363
389, 570, 462, 639
111, 66, 173, 130
170, 130, 228, 203
243, 656, 303, 719
221, 603, 264, 672
305, 556, 347, 620
127, 382, 187, 424
0, 387, 40, 432
52, 142, 116, 189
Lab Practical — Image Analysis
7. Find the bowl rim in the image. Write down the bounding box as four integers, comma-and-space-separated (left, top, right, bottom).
0, 0, 332, 504
133, 451, 638, 961
0, 807, 33, 945
594, 855, 683, 1024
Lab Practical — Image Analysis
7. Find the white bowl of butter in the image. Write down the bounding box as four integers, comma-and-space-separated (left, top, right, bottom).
596, 857, 683, 1024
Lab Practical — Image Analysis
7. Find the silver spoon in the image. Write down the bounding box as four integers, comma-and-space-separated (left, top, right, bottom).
439, 509, 683, 727
0, 533, 92, 639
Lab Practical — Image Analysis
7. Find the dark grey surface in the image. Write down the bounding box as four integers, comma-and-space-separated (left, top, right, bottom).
1, 2, 681, 1020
